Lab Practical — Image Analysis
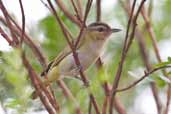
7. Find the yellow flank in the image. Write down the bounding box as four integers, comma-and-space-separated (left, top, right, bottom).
43, 66, 60, 86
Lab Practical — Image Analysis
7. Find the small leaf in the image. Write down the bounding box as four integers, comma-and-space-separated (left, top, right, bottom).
153, 76, 167, 87
155, 61, 171, 67
97, 68, 108, 83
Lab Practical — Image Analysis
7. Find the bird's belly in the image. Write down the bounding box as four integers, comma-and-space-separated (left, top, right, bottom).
58, 51, 99, 76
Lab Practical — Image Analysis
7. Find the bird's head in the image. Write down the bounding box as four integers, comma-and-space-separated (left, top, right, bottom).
86, 22, 121, 40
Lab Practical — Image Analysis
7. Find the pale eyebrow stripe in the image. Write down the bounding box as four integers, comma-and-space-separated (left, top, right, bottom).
88, 23, 110, 29
89, 25, 109, 30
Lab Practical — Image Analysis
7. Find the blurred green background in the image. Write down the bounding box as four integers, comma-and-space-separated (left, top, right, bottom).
0, 0, 171, 114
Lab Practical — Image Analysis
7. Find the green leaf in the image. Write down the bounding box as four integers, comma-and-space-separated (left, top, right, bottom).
155, 61, 171, 68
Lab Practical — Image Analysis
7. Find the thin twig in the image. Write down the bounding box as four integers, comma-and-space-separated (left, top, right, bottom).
0, 16, 48, 68
75, 0, 93, 48
109, 0, 137, 113
88, 97, 92, 114
0, 0, 19, 46
141, 7, 162, 65
55, 0, 81, 27
110, 1, 146, 114
0, 15, 60, 111
141, 6, 171, 114
119, 1, 162, 114
40, 0, 51, 11
22, 51, 55, 114
164, 85, 171, 114
115, 66, 171, 92
0, 26, 12, 45
76, 0, 83, 20
96, 0, 101, 22
70, 0, 82, 22
18, 0, 25, 44
22, 50, 60, 113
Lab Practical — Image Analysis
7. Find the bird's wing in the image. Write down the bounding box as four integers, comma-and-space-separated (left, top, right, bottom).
41, 35, 86, 76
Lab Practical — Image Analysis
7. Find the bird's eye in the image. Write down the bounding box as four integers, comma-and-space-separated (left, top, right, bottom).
98, 27, 105, 32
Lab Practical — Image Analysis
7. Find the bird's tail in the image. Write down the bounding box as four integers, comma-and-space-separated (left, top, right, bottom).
31, 67, 60, 99
31, 80, 51, 99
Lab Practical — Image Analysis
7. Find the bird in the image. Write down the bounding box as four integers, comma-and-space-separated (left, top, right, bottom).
32, 22, 121, 99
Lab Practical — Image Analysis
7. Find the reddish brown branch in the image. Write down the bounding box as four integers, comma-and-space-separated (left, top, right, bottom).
55, 0, 81, 27
114, 96, 127, 114
96, 0, 101, 22
141, 6, 171, 114
141, 7, 162, 64
76, 0, 83, 20
22, 52, 55, 114
75, 0, 93, 47
70, 0, 82, 22
164, 85, 171, 114
0, 26, 12, 45
119, 1, 162, 114
18, 0, 25, 44
110, 1, 146, 114
102, 96, 108, 114
22, 51, 60, 113
1, 16, 47, 68
136, 27, 162, 114
0, 0, 19, 46
88, 97, 92, 114
109, 0, 137, 113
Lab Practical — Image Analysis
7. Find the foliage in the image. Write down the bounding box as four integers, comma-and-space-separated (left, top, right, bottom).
0, 0, 171, 114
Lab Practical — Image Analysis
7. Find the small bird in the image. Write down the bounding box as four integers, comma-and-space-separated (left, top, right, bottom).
32, 22, 120, 99
41, 22, 121, 85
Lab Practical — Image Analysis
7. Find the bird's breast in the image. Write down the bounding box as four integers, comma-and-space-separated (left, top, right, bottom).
58, 40, 104, 76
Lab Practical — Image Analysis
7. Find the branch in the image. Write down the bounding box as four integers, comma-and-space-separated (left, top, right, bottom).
88, 97, 92, 114
0, 16, 48, 68
109, 0, 146, 114
119, 1, 162, 114
18, 0, 25, 44
55, 0, 82, 27
75, 0, 93, 47
70, 0, 82, 22
22, 51, 56, 114
96, 0, 101, 22
115, 66, 171, 92
76, 0, 83, 20
0, 26, 12, 45
0, 0, 19, 46
141, 5, 171, 114
109, 0, 137, 113
164, 85, 171, 114
113, 96, 127, 114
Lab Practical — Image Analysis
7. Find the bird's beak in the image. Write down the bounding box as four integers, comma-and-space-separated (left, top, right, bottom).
111, 28, 121, 33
